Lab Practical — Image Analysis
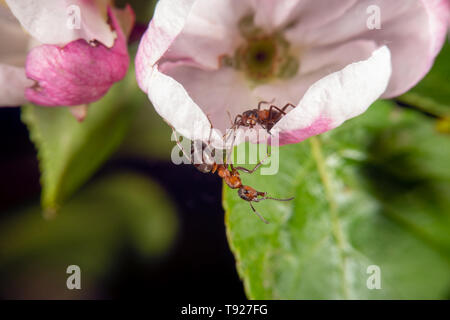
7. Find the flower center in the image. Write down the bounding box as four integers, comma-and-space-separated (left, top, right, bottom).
242, 37, 277, 79
220, 14, 299, 85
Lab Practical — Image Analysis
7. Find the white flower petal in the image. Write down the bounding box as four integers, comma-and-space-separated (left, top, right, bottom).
136, 0, 446, 148
251, 0, 302, 31
271, 46, 392, 144
135, 0, 197, 92
0, 5, 29, 67
5, 0, 116, 47
147, 66, 224, 147
252, 39, 378, 110
254, 0, 357, 32
164, 0, 252, 69
162, 64, 256, 133
285, 0, 449, 98
0, 64, 34, 107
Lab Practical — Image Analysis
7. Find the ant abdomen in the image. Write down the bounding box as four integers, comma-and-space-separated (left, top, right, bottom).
195, 163, 214, 173
190, 141, 216, 169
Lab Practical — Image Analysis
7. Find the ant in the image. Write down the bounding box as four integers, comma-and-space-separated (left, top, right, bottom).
230, 101, 296, 133
170, 122, 294, 224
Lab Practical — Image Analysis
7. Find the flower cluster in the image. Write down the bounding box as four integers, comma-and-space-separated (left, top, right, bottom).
136, 0, 449, 146
0, 0, 134, 120
1, 0, 449, 141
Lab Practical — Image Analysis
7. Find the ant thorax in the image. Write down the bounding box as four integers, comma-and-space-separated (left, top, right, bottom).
242, 110, 257, 117
232, 102, 296, 133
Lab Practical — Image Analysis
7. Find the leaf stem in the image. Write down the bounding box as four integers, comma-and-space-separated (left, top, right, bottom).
310, 136, 350, 299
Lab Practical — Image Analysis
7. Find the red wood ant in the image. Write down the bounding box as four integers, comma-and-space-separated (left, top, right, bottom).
230, 101, 296, 133
171, 124, 294, 224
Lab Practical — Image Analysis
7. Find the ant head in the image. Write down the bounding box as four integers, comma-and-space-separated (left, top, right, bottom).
242, 110, 256, 117
238, 185, 265, 202
195, 163, 214, 173
239, 186, 295, 203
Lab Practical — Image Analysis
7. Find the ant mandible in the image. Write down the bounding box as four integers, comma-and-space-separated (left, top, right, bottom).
230, 100, 296, 133
170, 122, 294, 224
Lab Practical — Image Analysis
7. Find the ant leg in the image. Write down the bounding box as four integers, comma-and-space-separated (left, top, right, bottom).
266, 104, 296, 119
260, 195, 295, 202
269, 105, 288, 115
234, 152, 270, 174
225, 128, 237, 167
229, 115, 242, 137
281, 103, 296, 112
205, 114, 214, 145
227, 110, 235, 127
265, 105, 284, 135
250, 203, 269, 224
234, 139, 272, 173
224, 113, 240, 141
257, 98, 275, 110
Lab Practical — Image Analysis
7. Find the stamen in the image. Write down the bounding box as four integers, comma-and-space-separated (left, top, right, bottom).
220, 14, 300, 84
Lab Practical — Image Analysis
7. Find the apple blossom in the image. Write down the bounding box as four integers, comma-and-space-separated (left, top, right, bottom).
0, 0, 134, 117
136, 0, 450, 146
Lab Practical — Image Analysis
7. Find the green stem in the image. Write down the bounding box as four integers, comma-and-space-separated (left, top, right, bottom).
310, 136, 350, 299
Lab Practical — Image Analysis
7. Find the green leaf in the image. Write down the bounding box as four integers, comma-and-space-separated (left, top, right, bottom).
119, 99, 173, 160
224, 100, 450, 299
0, 172, 178, 296
116, 0, 158, 22
397, 40, 450, 117
21, 65, 147, 212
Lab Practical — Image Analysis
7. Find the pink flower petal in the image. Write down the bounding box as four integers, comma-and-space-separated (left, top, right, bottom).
275, 117, 333, 145
251, 0, 302, 31
272, 46, 392, 145
163, 0, 253, 69
381, 0, 449, 97
5, 0, 116, 47
420, 0, 450, 75
24, 7, 130, 107
252, 40, 378, 111
69, 104, 88, 122
285, 0, 450, 98
136, 0, 443, 148
253, 0, 357, 32
160, 39, 377, 135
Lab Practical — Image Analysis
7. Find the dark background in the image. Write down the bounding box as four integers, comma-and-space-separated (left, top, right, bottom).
0, 107, 246, 300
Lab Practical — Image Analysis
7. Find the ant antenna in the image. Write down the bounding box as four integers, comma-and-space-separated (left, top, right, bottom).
265, 196, 295, 202
224, 123, 238, 167
226, 110, 234, 127
205, 114, 215, 145
224, 110, 238, 143
257, 98, 276, 110
250, 203, 269, 224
